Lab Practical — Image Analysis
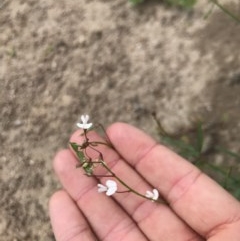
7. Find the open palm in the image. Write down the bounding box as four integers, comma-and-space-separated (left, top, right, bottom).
49, 123, 240, 241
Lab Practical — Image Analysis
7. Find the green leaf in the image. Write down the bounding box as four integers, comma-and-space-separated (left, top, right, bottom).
69, 142, 85, 163
82, 162, 94, 175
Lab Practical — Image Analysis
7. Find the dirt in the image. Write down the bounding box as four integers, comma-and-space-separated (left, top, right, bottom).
1, 0, 240, 240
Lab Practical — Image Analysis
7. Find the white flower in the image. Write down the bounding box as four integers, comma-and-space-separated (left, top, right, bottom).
145, 189, 159, 201
76, 115, 93, 129
97, 180, 117, 196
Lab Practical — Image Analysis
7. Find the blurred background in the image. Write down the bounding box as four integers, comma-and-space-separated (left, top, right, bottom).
1, 0, 240, 240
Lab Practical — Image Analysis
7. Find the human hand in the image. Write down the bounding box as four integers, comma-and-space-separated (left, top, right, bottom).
49, 123, 240, 241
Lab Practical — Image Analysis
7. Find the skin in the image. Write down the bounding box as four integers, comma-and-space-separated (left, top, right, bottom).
49, 123, 240, 241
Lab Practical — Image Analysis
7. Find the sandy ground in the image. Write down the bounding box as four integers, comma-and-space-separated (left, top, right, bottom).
1, 0, 240, 240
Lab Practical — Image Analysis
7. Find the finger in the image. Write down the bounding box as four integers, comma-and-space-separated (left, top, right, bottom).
107, 123, 240, 238
53, 149, 148, 241
70, 129, 203, 241
49, 190, 97, 241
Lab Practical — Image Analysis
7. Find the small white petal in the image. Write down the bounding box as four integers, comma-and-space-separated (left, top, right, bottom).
81, 115, 89, 123
77, 114, 93, 129
76, 123, 84, 128
97, 184, 107, 193
145, 190, 153, 199
145, 189, 159, 200
106, 180, 117, 188
77, 122, 93, 129
85, 115, 90, 122
105, 180, 117, 196
97, 180, 117, 196
81, 115, 85, 123
106, 187, 117, 196
152, 189, 159, 200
